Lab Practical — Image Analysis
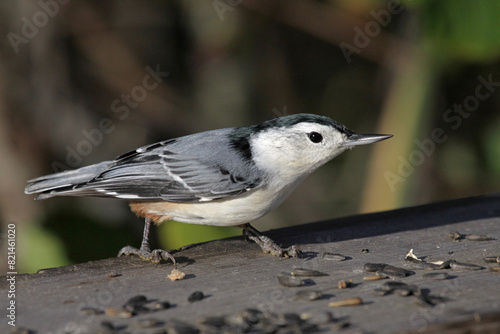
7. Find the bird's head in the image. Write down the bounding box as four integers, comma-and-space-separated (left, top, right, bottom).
246, 114, 392, 184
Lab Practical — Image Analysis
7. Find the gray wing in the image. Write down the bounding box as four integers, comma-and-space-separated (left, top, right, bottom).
26, 129, 263, 202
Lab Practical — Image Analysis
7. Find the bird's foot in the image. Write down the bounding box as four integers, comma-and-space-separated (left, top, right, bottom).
248, 235, 303, 258
241, 223, 302, 258
117, 245, 176, 266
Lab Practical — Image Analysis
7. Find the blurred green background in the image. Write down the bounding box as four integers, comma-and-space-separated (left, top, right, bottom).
1, 0, 499, 273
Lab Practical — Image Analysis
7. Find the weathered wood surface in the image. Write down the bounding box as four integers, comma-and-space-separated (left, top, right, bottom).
2, 194, 500, 333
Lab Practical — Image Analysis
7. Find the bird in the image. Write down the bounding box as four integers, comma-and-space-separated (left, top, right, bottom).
25, 113, 392, 265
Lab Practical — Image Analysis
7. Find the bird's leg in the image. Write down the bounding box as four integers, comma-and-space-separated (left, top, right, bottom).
240, 223, 302, 258
118, 218, 176, 266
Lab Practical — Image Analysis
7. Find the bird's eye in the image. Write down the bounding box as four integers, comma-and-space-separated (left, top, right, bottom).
308, 132, 323, 143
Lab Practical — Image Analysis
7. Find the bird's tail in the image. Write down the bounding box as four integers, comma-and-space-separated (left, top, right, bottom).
25, 161, 113, 200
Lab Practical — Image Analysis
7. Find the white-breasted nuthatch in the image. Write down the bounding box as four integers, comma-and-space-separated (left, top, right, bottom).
25, 113, 392, 264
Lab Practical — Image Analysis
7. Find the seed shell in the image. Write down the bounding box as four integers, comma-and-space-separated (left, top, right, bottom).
105, 307, 133, 319
322, 252, 347, 261
295, 290, 323, 301
290, 268, 327, 277
337, 279, 353, 289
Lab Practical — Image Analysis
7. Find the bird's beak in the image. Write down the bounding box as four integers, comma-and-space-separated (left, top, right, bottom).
342, 133, 393, 147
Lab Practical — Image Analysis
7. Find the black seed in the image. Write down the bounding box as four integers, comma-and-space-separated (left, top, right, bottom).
290, 268, 327, 277
197, 316, 227, 328
363, 263, 387, 272
423, 272, 450, 280
166, 319, 199, 334
188, 291, 205, 303
278, 313, 303, 325
397, 285, 419, 297
438, 260, 454, 269
124, 295, 148, 308
277, 272, 304, 287
101, 321, 115, 331
381, 281, 410, 292
240, 308, 264, 325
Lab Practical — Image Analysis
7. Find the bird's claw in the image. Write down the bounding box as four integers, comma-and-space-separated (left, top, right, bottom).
117, 245, 176, 266
248, 235, 303, 258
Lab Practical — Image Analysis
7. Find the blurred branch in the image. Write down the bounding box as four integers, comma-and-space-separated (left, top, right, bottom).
64, 1, 188, 128
241, 0, 415, 69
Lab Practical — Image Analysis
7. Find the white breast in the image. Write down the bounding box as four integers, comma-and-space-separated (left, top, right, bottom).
147, 179, 304, 226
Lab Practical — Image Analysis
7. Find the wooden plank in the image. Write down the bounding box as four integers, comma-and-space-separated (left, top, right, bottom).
2, 193, 500, 333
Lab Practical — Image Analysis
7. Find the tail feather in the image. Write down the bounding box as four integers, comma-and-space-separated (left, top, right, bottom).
25, 161, 113, 200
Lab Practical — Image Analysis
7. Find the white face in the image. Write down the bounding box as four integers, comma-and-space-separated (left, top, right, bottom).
250, 122, 349, 185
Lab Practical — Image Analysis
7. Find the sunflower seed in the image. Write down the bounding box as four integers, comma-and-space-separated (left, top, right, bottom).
378, 265, 414, 278
423, 272, 450, 280
361, 248, 370, 253
465, 234, 494, 241
328, 297, 362, 307
79, 307, 103, 316
322, 252, 347, 261
291, 268, 327, 277
490, 267, 500, 272
277, 272, 304, 287
295, 290, 323, 301
363, 263, 387, 272
188, 291, 205, 302
483, 256, 499, 263
449, 261, 484, 271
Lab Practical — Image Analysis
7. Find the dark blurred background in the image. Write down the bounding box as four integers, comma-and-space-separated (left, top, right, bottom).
1, 0, 500, 273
